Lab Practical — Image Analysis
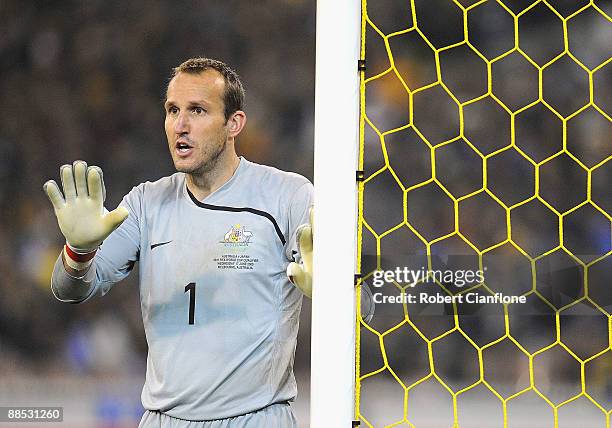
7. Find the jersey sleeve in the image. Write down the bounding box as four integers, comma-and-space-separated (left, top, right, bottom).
284, 181, 314, 262
51, 184, 143, 303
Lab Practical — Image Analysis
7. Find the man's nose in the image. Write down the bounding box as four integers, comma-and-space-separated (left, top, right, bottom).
174, 112, 190, 134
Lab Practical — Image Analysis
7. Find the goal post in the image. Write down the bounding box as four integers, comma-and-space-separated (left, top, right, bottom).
310, 0, 361, 427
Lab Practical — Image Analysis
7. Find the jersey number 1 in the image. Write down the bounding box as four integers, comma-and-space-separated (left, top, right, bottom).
185, 282, 196, 325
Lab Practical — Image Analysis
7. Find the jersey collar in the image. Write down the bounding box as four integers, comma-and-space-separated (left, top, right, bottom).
182, 156, 247, 204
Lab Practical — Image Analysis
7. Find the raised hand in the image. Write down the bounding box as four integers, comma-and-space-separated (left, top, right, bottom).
44, 160, 128, 252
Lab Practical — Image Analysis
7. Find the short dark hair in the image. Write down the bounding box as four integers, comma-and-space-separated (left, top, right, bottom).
170, 57, 245, 121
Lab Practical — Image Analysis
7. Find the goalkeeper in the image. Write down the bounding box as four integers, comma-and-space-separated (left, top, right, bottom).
44, 57, 313, 428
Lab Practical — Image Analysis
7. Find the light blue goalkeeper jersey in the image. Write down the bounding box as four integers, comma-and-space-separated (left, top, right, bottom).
51, 157, 313, 421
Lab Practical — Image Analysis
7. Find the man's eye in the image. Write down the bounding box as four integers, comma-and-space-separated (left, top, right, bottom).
192, 107, 205, 115
167, 106, 178, 114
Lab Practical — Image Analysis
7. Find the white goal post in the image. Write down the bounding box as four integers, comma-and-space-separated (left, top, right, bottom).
311, 0, 361, 427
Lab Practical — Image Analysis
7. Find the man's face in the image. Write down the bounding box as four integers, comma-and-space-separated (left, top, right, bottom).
164, 70, 230, 175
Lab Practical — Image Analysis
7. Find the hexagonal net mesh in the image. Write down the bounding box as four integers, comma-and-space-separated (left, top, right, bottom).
356, 0, 611, 427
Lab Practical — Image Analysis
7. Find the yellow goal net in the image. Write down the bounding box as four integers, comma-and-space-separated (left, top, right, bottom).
356, 0, 612, 427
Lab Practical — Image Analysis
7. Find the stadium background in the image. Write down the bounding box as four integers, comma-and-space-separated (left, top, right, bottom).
1, 0, 610, 427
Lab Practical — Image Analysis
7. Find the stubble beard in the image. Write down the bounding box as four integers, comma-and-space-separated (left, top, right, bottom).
174, 134, 228, 178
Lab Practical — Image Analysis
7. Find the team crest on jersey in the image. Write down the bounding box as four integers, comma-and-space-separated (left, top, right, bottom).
221, 224, 253, 247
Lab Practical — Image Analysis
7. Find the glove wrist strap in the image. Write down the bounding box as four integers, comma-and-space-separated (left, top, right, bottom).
64, 244, 97, 271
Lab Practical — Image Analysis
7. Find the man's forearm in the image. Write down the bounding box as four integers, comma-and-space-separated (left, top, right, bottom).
50, 251, 96, 303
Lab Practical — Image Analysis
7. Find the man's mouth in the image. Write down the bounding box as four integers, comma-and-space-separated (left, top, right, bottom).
175, 140, 193, 155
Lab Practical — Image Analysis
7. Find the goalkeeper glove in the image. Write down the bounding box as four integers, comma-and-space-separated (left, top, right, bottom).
43, 160, 128, 270
287, 207, 313, 298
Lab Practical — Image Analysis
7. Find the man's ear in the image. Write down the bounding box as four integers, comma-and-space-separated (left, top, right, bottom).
227, 110, 247, 137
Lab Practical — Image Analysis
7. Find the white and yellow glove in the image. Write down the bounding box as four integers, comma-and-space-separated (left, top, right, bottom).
43, 160, 128, 271
287, 207, 313, 298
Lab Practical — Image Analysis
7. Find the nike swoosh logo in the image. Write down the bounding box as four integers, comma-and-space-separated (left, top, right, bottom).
151, 240, 173, 250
